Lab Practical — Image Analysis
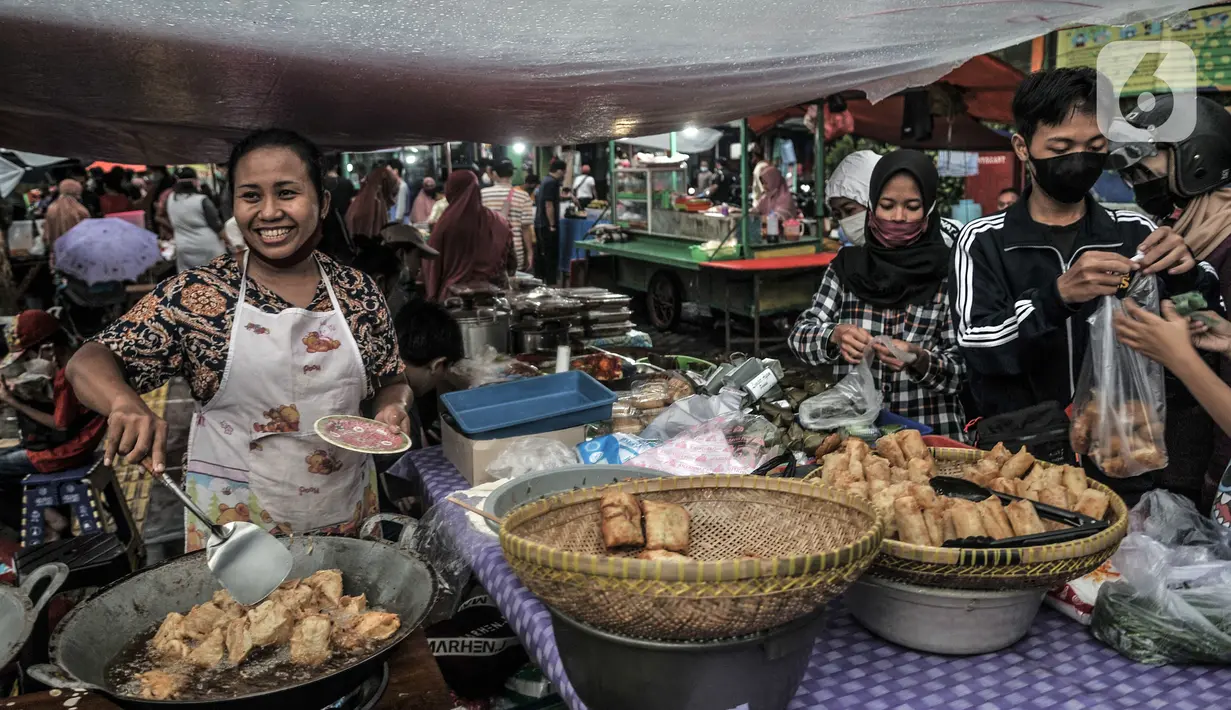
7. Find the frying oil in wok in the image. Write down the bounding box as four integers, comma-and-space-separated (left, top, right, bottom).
105, 620, 393, 700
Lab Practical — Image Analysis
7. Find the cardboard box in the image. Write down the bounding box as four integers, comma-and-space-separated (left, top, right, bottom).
442, 419, 585, 485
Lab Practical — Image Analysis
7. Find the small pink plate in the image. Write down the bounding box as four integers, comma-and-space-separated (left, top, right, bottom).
314, 415, 411, 454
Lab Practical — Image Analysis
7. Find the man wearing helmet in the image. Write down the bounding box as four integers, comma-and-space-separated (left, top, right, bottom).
1111, 94, 1231, 510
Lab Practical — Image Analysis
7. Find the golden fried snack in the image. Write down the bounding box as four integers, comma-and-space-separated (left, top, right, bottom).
290, 615, 332, 666
247, 600, 294, 647
638, 549, 691, 561
875, 435, 908, 468
984, 442, 1013, 467
1061, 466, 1088, 497
1074, 489, 1110, 520
138, 670, 187, 701
600, 490, 645, 549
893, 496, 932, 546
844, 437, 871, 462
941, 509, 958, 542
847, 480, 870, 501
641, 499, 691, 552
303, 569, 344, 608
890, 466, 911, 484
912, 485, 941, 511
225, 617, 253, 665
187, 629, 226, 669
950, 500, 988, 539
151, 612, 189, 661
896, 429, 930, 461
976, 496, 1014, 540
848, 455, 865, 483
864, 455, 892, 484
1038, 487, 1071, 532
821, 452, 851, 483
1004, 500, 1046, 536
999, 447, 1035, 480
183, 602, 225, 641
987, 477, 1016, 496
869, 479, 889, 498
922, 508, 945, 547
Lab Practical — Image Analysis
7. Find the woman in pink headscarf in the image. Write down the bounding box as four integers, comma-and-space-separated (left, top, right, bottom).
424, 171, 516, 302
755, 166, 800, 221
409, 177, 441, 224
44, 179, 91, 247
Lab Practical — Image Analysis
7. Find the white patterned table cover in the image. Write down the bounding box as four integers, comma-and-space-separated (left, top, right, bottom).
391, 447, 1231, 710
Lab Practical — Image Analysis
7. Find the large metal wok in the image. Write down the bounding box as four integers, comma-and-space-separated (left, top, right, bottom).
28, 531, 438, 709
0, 563, 70, 669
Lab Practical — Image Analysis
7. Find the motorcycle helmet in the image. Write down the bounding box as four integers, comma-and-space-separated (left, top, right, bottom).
1109, 94, 1231, 199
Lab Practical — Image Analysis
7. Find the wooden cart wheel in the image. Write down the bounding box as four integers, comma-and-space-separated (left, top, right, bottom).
647, 270, 683, 331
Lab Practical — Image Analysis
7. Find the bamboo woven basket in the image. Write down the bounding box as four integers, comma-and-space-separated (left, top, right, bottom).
871, 448, 1129, 591
499, 474, 883, 641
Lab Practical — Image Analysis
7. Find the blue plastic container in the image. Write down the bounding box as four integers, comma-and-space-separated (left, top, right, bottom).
441, 371, 617, 440
875, 409, 934, 435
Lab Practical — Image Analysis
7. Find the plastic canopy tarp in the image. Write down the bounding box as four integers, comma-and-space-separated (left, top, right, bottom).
617, 128, 726, 154
0, 1, 1194, 163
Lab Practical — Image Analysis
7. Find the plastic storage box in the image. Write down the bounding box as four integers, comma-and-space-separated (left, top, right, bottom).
441, 371, 617, 439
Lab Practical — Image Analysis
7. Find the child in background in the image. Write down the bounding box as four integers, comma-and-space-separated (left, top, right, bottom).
394, 300, 465, 449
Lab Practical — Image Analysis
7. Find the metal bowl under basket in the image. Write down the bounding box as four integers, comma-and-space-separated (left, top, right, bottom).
500, 474, 883, 641
872, 448, 1129, 591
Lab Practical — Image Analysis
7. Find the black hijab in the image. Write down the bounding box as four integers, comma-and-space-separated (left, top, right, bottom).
829, 149, 951, 309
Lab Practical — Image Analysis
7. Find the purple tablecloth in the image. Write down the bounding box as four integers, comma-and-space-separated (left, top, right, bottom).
391, 447, 1231, 710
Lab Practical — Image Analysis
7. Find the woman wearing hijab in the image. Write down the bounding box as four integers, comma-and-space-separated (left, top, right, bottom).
409, 177, 440, 224
788, 150, 966, 437
826, 150, 882, 246
44, 179, 91, 248
1111, 95, 1231, 507
754, 165, 799, 221
345, 166, 398, 240
424, 170, 516, 302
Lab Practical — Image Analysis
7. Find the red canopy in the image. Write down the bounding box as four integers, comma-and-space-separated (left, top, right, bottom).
88, 161, 148, 172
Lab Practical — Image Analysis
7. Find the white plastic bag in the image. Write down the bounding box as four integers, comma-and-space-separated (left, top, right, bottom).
485, 437, 579, 480
797, 354, 882, 431
638, 388, 745, 441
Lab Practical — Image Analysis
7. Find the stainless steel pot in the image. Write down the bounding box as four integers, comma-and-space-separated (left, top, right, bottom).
846, 575, 1045, 655
511, 323, 569, 354
0, 563, 70, 669
453, 308, 510, 357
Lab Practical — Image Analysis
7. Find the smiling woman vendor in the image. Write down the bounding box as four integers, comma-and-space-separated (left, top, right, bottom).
67, 128, 411, 551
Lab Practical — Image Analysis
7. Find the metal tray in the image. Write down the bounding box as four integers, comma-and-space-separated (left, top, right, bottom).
482, 464, 671, 533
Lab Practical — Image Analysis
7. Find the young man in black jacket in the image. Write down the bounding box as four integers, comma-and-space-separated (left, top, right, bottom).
951, 68, 1219, 498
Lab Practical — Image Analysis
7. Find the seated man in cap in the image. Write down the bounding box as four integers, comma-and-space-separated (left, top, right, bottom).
0, 310, 106, 534
380, 223, 439, 320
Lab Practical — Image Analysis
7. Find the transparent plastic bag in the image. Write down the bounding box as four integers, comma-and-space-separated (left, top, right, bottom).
797, 353, 882, 431
485, 437, 579, 480
1091, 491, 1231, 665
638, 388, 745, 441
1069, 273, 1167, 478
626, 410, 781, 476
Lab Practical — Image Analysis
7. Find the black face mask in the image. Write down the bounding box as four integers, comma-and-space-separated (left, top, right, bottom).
1131, 175, 1177, 219
1029, 151, 1108, 204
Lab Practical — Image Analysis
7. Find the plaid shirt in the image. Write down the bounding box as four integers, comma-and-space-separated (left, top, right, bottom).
788, 267, 967, 438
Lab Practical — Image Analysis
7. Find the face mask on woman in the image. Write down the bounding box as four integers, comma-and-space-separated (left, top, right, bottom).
839, 212, 867, 246
868, 212, 927, 247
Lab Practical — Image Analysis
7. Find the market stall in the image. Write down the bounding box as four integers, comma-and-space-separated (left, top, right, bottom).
389, 446, 1229, 710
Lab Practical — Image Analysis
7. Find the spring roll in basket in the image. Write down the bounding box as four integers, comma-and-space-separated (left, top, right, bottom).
949, 500, 988, 539
1004, 499, 1046, 536
893, 496, 932, 546
1038, 487, 1071, 532
976, 496, 1015, 540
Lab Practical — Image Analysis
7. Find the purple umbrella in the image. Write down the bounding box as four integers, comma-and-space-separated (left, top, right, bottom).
53, 217, 161, 285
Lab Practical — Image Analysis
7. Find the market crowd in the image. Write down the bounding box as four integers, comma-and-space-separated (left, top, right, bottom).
5, 65, 1231, 545
790, 67, 1231, 517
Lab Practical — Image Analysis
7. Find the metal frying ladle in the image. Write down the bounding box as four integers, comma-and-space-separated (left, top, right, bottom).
155, 472, 292, 605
